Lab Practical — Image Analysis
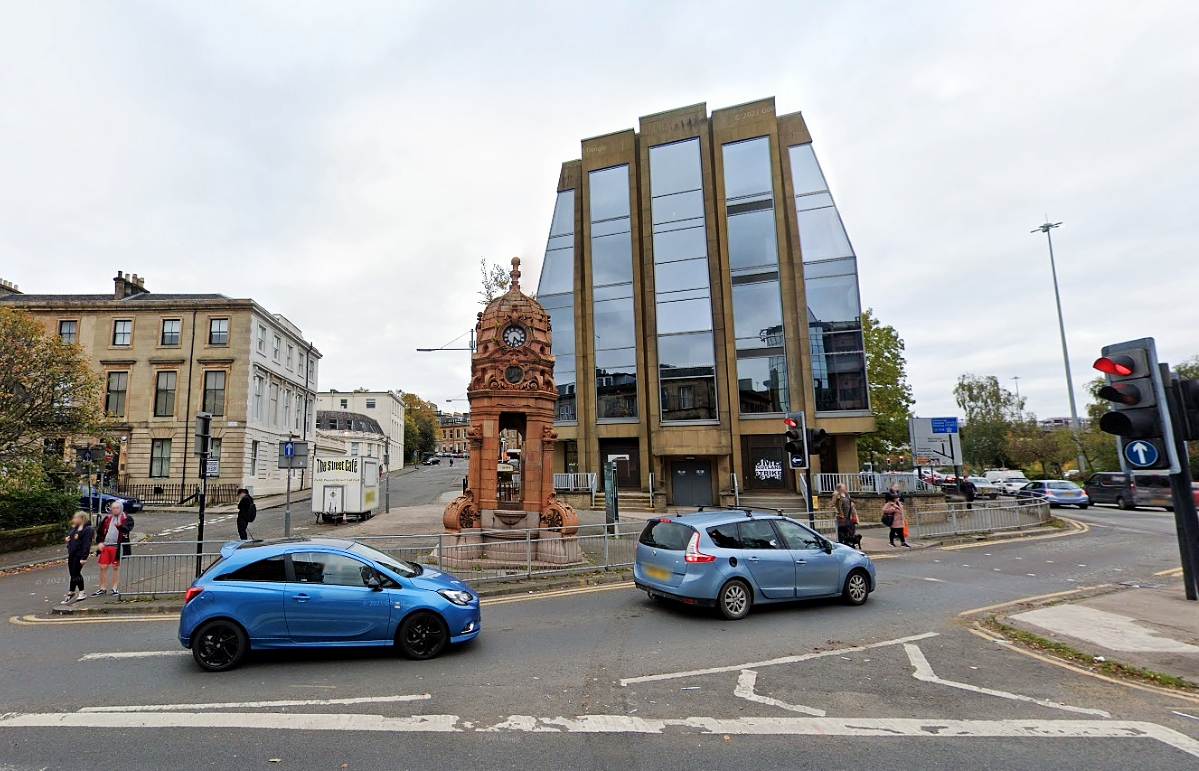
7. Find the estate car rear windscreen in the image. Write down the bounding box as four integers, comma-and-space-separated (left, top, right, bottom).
639, 520, 694, 551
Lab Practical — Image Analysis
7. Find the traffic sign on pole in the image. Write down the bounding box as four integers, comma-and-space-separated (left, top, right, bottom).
1123, 440, 1160, 468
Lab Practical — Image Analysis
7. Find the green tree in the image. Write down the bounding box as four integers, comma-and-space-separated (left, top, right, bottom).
1006, 422, 1074, 477
858, 308, 915, 466
478, 258, 511, 305
953, 374, 1025, 469
1175, 356, 1199, 479
1080, 377, 1120, 473
0, 307, 104, 496
400, 392, 439, 462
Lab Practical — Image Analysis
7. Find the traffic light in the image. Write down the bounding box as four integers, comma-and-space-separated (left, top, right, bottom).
1093, 338, 1175, 471
807, 427, 829, 455
1178, 378, 1199, 442
195, 412, 212, 457
783, 412, 805, 456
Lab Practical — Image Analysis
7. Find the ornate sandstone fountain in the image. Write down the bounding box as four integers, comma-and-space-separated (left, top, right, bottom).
440, 258, 583, 567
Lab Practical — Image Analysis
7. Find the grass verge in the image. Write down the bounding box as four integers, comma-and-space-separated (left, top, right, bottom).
985, 617, 1199, 693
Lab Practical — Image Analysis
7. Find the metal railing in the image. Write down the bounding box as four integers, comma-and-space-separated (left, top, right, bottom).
816, 473, 934, 495
118, 482, 240, 507
554, 473, 597, 492
908, 495, 1051, 539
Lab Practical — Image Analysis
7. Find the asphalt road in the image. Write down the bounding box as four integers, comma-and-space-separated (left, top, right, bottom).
1, 495, 1197, 769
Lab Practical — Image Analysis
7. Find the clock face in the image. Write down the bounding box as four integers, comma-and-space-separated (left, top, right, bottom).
502, 325, 527, 348
505, 366, 524, 384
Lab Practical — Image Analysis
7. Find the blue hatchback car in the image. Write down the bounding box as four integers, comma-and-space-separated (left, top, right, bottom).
179, 538, 480, 671
634, 511, 877, 620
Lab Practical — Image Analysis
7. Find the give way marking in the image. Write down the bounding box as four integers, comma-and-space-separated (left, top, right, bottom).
82, 694, 431, 713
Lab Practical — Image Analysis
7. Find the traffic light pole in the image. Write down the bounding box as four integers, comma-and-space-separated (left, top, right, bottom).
1164, 369, 1199, 601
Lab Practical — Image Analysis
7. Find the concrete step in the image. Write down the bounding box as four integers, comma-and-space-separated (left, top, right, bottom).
594, 490, 655, 512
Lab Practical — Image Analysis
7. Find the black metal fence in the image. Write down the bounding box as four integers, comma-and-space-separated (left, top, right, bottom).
117, 483, 240, 507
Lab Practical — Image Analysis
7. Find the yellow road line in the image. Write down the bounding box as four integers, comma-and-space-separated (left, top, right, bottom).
957, 585, 1112, 618
483, 582, 634, 606
967, 625, 1199, 706
941, 517, 1089, 551
10, 614, 177, 625
1154, 567, 1185, 577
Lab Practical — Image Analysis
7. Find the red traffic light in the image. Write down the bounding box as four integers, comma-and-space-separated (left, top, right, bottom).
1098, 383, 1142, 405
783, 417, 799, 428
1093, 355, 1135, 376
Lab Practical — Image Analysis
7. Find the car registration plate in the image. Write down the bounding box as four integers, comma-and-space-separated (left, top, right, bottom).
645, 566, 670, 581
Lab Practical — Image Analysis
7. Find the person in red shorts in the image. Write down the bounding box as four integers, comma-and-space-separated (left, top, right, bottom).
93, 501, 134, 596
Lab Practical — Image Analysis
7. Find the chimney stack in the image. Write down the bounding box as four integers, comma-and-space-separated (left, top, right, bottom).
113, 270, 148, 299
0, 279, 20, 296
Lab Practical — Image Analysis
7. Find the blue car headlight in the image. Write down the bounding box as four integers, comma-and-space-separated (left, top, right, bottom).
438, 589, 474, 606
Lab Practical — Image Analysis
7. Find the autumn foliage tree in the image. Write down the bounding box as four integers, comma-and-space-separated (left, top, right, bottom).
0, 306, 104, 496
859, 309, 915, 465
400, 392, 440, 461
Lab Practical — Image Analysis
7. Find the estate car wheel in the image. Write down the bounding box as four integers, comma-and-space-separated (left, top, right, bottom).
717, 579, 752, 620
842, 569, 871, 606
397, 611, 449, 660
192, 619, 249, 672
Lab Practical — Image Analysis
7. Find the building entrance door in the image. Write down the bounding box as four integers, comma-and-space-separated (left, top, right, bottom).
671, 460, 714, 507
599, 439, 640, 490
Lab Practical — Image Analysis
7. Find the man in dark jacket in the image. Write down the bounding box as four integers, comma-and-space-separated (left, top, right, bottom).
960, 477, 978, 510
236, 488, 256, 540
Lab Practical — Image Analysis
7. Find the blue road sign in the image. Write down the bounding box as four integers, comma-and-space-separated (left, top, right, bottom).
284, 441, 295, 458
930, 418, 959, 434
789, 453, 806, 470
1124, 440, 1159, 468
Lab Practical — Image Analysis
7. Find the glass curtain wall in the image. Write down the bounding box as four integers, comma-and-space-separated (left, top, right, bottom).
536, 190, 578, 422
789, 144, 868, 412
722, 136, 789, 415
649, 138, 718, 422
588, 166, 638, 420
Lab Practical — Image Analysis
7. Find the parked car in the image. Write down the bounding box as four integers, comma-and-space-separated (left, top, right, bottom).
1084, 472, 1179, 511
965, 477, 1001, 499
179, 537, 480, 671
633, 511, 877, 620
78, 485, 144, 514
997, 476, 1032, 495
1016, 480, 1089, 509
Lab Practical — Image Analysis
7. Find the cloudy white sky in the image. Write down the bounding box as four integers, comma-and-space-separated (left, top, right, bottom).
2, 1, 1196, 421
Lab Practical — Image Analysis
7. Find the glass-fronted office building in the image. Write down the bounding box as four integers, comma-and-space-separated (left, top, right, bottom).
535, 99, 873, 507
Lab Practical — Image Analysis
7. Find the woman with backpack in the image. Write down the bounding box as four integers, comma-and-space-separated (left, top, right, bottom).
882, 496, 909, 547
236, 488, 257, 540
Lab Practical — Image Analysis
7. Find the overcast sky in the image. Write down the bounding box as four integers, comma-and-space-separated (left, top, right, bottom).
2, 1, 1196, 421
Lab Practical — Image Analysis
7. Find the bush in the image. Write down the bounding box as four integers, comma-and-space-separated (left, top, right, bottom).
0, 489, 78, 531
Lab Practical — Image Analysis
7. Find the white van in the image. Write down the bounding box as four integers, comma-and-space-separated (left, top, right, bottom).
312, 456, 379, 523
984, 469, 1017, 483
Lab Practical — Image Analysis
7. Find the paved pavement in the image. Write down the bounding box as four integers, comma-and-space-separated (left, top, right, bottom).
2, 477, 1198, 769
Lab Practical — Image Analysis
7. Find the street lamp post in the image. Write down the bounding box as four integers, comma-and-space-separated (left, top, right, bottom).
1031, 219, 1086, 474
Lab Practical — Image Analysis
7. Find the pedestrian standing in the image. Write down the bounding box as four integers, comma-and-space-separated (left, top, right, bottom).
236, 488, 257, 540
960, 477, 977, 510
62, 512, 93, 604
93, 502, 133, 596
884, 483, 904, 504
833, 484, 854, 545
883, 498, 909, 547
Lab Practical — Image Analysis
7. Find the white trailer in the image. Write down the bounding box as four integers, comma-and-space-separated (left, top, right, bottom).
313, 456, 379, 523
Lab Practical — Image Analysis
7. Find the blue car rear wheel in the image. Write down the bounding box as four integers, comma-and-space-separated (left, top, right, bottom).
397, 611, 449, 660
192, 619, 248, 672
717, 579, 752, 620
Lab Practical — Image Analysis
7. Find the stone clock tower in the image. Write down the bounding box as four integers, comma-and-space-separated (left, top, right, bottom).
442, 258, 582, 565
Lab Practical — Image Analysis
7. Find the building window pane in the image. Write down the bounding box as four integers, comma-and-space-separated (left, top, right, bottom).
150, 439, 171, 478
737, 355, 789, 414
105, 372, 128, 417
257, 325, 266, 352
651, 190, 704, 225
727, 208, 780, 274
591, 232, 634, 286
806, 274, 862, 326
251, 440, 260, 477
365, 398, 376, 409
272, 336, 281, 361
722, 137, 774, 201
283, 390, 291, 428
652, 226, 707, 263
209, 318, 229, 346
658, 332, 717, 375
286, 345, 294, 369
660, 375, 716, 421
649, 139, 704, 197
351, 442, 360, 456
595, 347, 637, 420
154, 371, 177, 417
812, 351, 868, 412
593, 297, 637, 350
160, 319, 181, 346
536, 189, 578, 424
588, 165, 632, 221
269, 383, 279, 426
340, 398, 348, 408
58, 320, 77, 345
788, 143, 828, 196
203, 371, 226, 416
657, 297, 713, 335
798, 207, 853, 261
253, 376, 263, 420
731, 281, 785, 350
112, 320, 132, 346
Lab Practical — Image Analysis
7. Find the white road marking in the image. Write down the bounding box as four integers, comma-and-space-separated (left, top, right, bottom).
733, 670, 825, 716
957, 586, 1110, 618
82, 694, 431, 713
484, 582, 633, 606
1155, 567, 1184, 577
1010, 605, 1199, 654
79, 650, 189, 661
940, 518, 1089, 550
923, 577, 945, 583
903, 644, 1109, 717
0, 712, 1196, 756
619, 632, 939, 686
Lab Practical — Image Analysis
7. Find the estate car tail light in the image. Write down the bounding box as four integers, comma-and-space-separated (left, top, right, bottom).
184, 587, 204, 605
684, 531, 716, 564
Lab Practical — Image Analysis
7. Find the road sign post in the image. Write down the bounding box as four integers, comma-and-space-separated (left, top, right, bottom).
194, 413, 212, 578
278, 441, 309, 537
